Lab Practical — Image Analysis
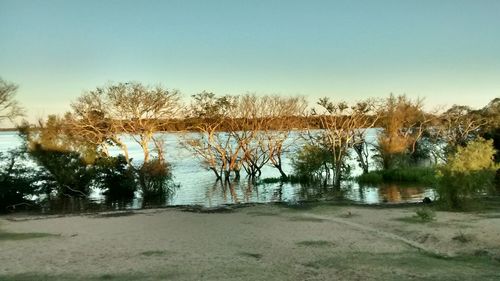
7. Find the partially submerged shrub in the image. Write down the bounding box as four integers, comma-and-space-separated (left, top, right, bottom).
0, 149, 38, 211
138, 159, 174, 199
356, 171, 384, 184
292, 144, 351, 186
258, 175, 320, 185
357, 167, 436, 185
29, 144, 95, 197
437, 138, 498, 210
292, 144, 332, 179
94, 155, 137, 199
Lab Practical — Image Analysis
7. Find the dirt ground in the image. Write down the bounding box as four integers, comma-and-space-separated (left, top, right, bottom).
0, 203, 499, 281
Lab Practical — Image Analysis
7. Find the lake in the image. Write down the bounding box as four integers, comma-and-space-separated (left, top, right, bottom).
0, 130, 435, 211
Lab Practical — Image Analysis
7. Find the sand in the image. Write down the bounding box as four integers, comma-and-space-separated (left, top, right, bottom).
0, 204, 499, 281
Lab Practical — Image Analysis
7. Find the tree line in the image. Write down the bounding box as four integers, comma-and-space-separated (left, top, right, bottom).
0, 78, 499, 211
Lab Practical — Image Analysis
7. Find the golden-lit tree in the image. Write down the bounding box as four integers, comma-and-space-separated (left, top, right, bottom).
70, 82, 182, 165
376, 94, 431, 169
106, 82, 181, 164
183, 93, 306, 180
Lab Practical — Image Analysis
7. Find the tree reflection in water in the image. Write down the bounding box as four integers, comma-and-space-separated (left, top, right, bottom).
378, 184, 427, 203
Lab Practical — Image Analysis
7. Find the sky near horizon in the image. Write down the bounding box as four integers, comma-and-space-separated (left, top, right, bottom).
1, 0, 499, 125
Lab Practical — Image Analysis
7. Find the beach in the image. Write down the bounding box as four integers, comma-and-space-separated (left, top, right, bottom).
1, 203, 499, 281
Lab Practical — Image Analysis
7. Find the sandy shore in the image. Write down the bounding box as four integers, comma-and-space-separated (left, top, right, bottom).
1, 203, 499, 281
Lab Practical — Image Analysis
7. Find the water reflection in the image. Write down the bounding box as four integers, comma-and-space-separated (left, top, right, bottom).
379, 184, 428, 202
349, 183, 436, 204
1, 130, 436, 213
38, 180, 435, 213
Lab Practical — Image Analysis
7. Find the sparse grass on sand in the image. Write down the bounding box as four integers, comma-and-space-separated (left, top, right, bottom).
0, 200, 499, 281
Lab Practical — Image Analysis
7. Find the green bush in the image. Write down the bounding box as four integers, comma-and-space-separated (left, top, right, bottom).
356, 171, 384, 184
258, 175, 319, 185
292, 144, 332, 178
94, 155, 137, 199
29, 144, 95, 197
291, 144, 352, 187
138, 159, 174, 199
0, 150, 38, 211
437, 138, 498, 210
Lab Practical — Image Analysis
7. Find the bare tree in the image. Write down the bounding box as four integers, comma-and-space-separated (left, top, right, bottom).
0, 78, 24, 124
258, 95, 307, 178
184, 93, 306, 181
307, 98, 378, 187
352, 128, 373, 174
229, 94, 269, 179
437, 105, 487, 148
182, 92, 239, 181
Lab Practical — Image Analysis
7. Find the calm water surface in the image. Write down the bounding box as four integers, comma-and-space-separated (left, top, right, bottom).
0, 130, 435, 211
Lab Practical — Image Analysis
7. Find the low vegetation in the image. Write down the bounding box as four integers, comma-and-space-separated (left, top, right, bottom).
414, 207, 436, 222
357, 167, 437, 185
436, 138, 498, 210
0, 77, 498, 212
0, 225, 58, 241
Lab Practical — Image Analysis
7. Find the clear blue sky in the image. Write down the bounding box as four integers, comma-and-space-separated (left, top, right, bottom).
1, 0, 499, 123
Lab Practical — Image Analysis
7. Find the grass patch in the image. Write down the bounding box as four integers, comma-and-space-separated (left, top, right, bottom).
0, 231, 58, 241
237, 251, 263, 259
356, 172, 384, 184
394, 207, 436, 224
0, 272, 180, 281
302, 251, 500, 281
394, 216, 432, 224
288, 216, 325, 223
246, 211, 280, 217
452, 231, 473, 243
296, 240, 335, 247
92, 211, 136, 218
357, 167, 437, 185
140, 250, 169, 257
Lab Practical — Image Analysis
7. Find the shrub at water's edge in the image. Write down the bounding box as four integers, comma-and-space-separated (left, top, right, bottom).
0, 149, 39, 211
357, 167, 437, 185
436, 138, 498, 210
94, 155, 137, 199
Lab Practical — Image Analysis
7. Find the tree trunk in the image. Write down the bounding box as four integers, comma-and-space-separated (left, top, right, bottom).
142, 142, 149, 163
333, 163, 342, 188
210, 167, 222, 181
275, 164, 287, 178
114, 139, 131, 166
